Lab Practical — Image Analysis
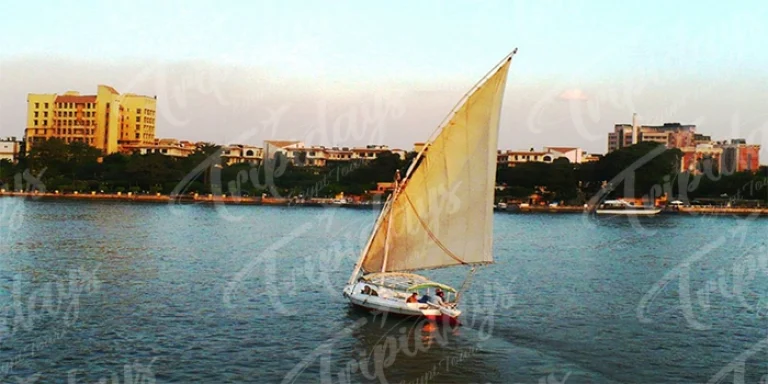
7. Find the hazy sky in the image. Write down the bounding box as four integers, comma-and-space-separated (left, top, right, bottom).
1, 0, 767, 156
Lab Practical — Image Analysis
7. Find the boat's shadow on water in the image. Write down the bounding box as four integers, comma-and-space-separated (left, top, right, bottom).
339, 306, 509, 383
341, 306, 612, 383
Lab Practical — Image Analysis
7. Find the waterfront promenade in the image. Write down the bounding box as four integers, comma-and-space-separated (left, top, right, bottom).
2, 191, 767, 216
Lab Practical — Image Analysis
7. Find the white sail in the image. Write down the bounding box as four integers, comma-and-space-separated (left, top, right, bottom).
360, 57, 512, 273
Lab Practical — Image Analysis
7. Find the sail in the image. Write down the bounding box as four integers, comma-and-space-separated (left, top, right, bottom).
361, 57, 511, 273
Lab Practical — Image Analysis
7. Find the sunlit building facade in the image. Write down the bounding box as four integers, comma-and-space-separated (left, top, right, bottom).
25, 85, 156, 154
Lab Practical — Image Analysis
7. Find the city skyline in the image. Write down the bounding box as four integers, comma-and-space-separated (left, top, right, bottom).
1, 0, 766, 157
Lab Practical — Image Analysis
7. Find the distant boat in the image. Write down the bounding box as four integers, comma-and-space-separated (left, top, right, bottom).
596, 200, 661, 216
342, 50, 517, 326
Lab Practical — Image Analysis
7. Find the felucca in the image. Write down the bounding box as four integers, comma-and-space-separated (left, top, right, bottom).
342, 50, 517, 325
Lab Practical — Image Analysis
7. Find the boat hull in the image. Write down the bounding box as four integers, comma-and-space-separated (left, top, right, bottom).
596, 208, 662, 216
343, 282, 461, 326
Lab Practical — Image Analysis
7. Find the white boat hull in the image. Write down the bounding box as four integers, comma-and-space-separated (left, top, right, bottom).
596, 208, 661, 216
343, 282, 461, 325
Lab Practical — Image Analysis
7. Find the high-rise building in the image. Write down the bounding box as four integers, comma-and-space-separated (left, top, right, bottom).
25, 85, 156, 154
607, 119, 696, 152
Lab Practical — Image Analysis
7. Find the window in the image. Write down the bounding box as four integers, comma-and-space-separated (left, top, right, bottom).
246, 150, 254, 156
68, 111, 73, 117
137, 108, 142, 114
44, 103, 49, 108
35, 102, 39, 108
135, 133, 140, 139
44, 111, 48, 117
136, 116, 140, 122
43, 120, 47, 126
34, 111, 39, 117
34, 120, 38, 126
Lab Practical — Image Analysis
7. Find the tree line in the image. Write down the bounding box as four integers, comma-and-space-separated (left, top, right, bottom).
496, 141, 768, 205
1, 138, 765, 204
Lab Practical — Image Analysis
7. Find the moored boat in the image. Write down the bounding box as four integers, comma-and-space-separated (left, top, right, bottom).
596, 199, 661, 216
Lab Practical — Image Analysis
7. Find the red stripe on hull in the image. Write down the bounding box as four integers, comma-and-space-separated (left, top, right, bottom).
351, 302, 461, 326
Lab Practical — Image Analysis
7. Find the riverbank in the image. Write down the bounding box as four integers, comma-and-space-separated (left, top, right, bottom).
3, 192, 767, 216
499, 204, 768, 216
0, 191, 384, 208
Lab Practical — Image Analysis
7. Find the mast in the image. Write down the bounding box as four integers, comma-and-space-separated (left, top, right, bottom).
380, 170, 401, 273
346, 194, 394, 284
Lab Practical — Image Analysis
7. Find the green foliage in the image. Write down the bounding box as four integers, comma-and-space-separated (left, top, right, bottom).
8, 139, 765, 204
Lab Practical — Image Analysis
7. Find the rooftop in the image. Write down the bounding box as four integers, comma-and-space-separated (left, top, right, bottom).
55, 95, 97, 104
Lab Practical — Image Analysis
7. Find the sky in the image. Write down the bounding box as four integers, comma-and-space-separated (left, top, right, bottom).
1, 0, 767, 157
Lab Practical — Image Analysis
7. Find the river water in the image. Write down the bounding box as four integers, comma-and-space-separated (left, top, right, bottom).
0, 199, 766, 383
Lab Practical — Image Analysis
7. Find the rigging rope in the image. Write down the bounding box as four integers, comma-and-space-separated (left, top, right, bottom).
455, 266, 477, 304
402, 191, 467, 266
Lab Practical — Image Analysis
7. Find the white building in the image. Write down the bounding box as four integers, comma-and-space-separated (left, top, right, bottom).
543, 146, 585, 164
0, 137, 21, 163
497, 148, 568, 167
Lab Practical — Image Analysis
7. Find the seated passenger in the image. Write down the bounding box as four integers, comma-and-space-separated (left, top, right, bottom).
406, 292, 419, 303
362, 285, 371, 295
429, 289, 448, 307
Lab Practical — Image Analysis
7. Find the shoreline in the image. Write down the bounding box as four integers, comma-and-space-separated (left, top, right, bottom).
2, 192, 767, 216
0, 191, 383, 209
505, 205, 768, 216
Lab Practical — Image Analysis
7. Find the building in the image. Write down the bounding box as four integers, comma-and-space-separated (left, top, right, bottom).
222, 144, 264, 166
719, 140, 760, 173
264, 141, 406, 167
122, 138, 196, 158
543, 146, 585, 163
25, 85, 156, 154
497, 148, 568, 167
263, 140, 304, 161
608, 114, 697, 152
0, 137, 21, 163
680, 143, 723, 173
608, 121, 697, 152
679, 139, 760, 173
582, 153, 602, 163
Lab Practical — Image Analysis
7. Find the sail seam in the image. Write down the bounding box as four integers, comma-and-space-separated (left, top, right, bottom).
402, 191, 467, 266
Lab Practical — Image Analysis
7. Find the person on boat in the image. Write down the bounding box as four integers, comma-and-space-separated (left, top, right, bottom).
429, 289, 448, 307
406, 292, 419, 303
361, 285, 378, 296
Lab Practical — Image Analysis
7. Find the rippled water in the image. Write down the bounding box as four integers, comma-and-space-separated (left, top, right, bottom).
0, 199, 767, 383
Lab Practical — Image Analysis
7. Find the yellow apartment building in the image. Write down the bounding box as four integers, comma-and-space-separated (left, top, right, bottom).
25, 85, 156, 154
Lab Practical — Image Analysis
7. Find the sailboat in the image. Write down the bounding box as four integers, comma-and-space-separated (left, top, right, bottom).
342, 50, 517, 326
